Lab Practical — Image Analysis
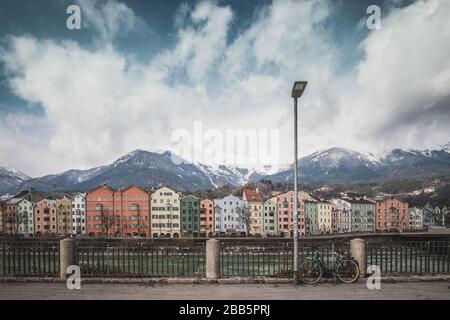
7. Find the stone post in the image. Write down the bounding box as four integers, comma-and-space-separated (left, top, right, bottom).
60, 238, 76, 279
350, 238, 366, 278
206, 239, 221, 279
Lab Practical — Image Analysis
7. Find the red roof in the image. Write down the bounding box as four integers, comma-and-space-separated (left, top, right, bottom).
243, 189, 262, 202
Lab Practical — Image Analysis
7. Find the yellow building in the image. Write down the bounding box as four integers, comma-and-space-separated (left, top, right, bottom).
318, 201, 332, 234
243, 189, 263, 236
150, 187, 181, 238
56, 196, 72, 236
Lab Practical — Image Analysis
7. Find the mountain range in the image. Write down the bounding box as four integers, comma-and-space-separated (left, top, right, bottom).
263, 145, 450, 184
1, 144, 450, 195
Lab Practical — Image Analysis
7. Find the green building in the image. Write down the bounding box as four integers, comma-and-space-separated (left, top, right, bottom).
262, 198, 277, 237
305, 200, 319, 235
181, 195, 200, 237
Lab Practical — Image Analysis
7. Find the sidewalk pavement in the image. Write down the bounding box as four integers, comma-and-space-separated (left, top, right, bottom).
0, 281, 449, 300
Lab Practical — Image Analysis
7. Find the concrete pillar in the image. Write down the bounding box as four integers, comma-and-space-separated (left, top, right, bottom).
350, 238, 366, 278
206, 239, 221, 279
60, 238, 76, 279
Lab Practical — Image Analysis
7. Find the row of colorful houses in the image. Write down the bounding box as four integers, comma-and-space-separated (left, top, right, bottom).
0, 185, 448, 238
0, 193, 86, 236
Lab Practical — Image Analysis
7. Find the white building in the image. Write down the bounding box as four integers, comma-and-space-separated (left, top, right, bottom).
330, 199, 352, 233
408, 207, 423, 230
443, 206, 449, 228
72, 193, 86, 235
17, 199, 34, 236
214, 195, 248, 236
422, 203, 436, 227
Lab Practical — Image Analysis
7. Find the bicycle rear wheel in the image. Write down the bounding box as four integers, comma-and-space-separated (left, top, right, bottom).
298, 260, 322, 285
336, 259, 360, 283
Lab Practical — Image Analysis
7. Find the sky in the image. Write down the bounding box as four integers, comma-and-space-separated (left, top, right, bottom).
0, 0, 449, 177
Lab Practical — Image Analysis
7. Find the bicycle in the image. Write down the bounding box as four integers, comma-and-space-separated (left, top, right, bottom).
298, 243, 360, 284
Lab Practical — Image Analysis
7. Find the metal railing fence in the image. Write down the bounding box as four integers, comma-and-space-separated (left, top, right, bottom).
0, 240, 60, 276
76, 240, 205, 277
366, 241, 450, 275
220, 239, 350, 278
1, 238, 450, 278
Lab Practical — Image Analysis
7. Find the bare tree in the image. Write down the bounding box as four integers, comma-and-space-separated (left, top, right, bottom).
239, 206, 250, 237
14, 211, 26, 235
100, 208, 115, 237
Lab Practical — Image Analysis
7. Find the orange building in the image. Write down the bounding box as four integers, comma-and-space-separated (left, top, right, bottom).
376, 197, 409, 232
116, 186, 151, 237
276, 191, 305, 238
86, 185, 151, 238
86, 185, 114, 237
34, 199, 57, 236
200, 199, 214, 237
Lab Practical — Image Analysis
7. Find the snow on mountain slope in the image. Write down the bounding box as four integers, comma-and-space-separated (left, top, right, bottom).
2, 143, 450, 194
0, 164, 32, 194
263, 145, 450, 184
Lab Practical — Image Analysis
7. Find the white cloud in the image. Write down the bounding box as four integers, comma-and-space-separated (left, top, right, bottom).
1, 0, 450, 177
76, 0, 146, 42
156, 1, 233, 84
351, 0, 450, 151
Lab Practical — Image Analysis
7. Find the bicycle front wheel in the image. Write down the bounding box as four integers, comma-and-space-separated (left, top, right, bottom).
336, 259, 360, 283
298, 260, 322, 285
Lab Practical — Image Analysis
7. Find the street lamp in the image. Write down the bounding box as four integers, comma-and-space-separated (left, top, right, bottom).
291, 80, 307, 285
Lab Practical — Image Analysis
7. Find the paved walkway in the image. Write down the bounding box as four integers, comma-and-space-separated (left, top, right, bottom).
0, 281, 449, 299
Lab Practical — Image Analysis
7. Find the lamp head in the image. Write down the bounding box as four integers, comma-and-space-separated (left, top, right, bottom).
292, 81, 307, 98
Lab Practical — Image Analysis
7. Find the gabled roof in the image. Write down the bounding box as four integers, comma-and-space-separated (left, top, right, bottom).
298, 191, 317, 202
73, 192, 86, 197
243, 189, 262, 202
182, 194, 200, 200
424, 202, 434, 209
153, 186, 178, 194
265, 196, 278, 204
375, 196, 407, 204
86, 184, 116, 193
17, 198, 32, 205
36, 199, 56, 205
345, 198, 375, 205
214, 194, 244, 203
120, 185, 151, 194
6, 198, 23, 205
12, 189, 46, 202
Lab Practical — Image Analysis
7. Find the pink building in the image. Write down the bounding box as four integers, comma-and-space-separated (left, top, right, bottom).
34, 199, 57, 236
275, 191, 305, 238
376, 197, 409, 232
200, 199, 214, 237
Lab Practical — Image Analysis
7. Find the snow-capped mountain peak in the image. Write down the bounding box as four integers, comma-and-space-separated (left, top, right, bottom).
2, 144, 450, 195
0, 164, 32, 194
0, 163, 30, 181
302, 147, 380, 169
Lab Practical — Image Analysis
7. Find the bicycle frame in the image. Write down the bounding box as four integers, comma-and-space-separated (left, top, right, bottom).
311, 250, 345, 278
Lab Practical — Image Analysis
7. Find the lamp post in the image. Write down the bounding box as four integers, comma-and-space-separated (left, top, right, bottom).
291, 81, 307, 285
